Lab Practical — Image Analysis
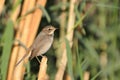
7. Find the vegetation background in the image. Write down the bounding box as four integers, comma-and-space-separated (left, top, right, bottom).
0, 0, 120, 80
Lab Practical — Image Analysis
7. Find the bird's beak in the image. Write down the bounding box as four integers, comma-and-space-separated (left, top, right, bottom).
55, 28, 59, 30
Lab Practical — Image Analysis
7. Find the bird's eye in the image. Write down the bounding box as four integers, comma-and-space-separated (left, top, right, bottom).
48, 28, 51, 30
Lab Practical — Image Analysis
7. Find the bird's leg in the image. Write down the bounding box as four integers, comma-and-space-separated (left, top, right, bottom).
35, 56, 41, 64
40, 55, 43, 57
35, 55, 44, 64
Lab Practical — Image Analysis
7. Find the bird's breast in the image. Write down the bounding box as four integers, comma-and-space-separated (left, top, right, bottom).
36, 36, 53, 56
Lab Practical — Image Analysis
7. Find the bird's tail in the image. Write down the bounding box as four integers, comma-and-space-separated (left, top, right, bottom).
15, 48, 31, 67
15, 53, 28, 67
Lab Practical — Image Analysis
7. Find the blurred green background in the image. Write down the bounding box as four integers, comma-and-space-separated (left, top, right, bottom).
0, 0, 120, 80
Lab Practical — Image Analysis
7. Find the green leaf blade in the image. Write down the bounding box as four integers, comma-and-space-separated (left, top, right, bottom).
1, 20, 14, 80
65, 38, 74, 80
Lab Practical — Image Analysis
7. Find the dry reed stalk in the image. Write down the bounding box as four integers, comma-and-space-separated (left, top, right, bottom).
13, 0, 35, 80
7, 0, 47, 80
65, 75, 72, 80
55, 0, 67, 75
59, 0, 67, 39
55, 0, 76, 80
100, 52, 107, 79
83, 71, 90, 80
0, 0, 5, 15
100, 52, 107, 68
38, 56, 48, 80
27, 0, 47, 47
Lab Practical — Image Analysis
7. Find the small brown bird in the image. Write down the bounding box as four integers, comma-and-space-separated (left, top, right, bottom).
15, 25, 57, 67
